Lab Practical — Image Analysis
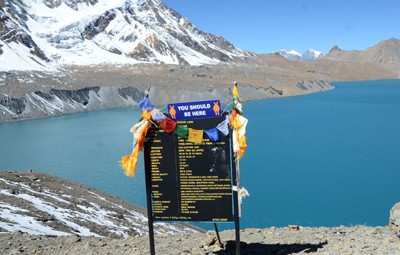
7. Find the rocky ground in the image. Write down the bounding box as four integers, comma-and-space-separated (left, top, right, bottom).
1, 171, 400, 255
1, 225, 399, 254
0, 171, 200, 238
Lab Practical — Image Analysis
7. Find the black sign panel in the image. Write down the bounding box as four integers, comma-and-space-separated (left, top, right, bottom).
144, 114, 233, 222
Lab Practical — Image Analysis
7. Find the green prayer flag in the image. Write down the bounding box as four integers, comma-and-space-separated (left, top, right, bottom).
174, 125, 189, 138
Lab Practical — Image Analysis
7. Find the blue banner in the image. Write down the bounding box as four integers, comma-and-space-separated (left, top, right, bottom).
168, 100, 221, 120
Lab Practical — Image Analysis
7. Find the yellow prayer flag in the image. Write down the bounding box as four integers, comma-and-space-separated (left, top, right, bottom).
233, 82, 240, 98
239, 136, 247, 158
188, 128, 204, 144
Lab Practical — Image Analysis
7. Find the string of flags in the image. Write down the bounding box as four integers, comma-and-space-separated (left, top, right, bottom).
119, 82, 248, 178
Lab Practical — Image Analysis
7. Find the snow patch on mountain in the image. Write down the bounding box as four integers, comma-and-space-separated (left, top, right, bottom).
275, 49, 302, 60
302, 49, 324, 61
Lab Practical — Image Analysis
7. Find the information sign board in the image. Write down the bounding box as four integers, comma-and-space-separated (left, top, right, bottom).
144, 113, 233, 222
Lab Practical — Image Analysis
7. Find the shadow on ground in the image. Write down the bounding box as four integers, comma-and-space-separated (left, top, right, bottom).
214, 240, 327, 255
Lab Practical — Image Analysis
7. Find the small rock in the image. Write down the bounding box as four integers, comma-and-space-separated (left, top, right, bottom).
83, 242, 92, 250
7, 249, 20, 255
288, 225, 300, 231
389, 202, 400, 237
94, 241, 107, 247
18, 245, 26, 252
204, 236, 217, 246
159, 232, 169, 237
64, 235, 81, 244
26, 174, 39, 181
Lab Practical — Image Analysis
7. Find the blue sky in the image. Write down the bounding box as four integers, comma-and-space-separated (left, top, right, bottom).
162, 0, 400, 54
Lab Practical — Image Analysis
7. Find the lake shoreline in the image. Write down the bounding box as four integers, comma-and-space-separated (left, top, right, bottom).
0, 80, 334, 123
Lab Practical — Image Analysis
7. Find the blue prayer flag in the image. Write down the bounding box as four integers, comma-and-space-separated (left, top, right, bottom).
139, 97, 154, 111
204, 128, 220, 142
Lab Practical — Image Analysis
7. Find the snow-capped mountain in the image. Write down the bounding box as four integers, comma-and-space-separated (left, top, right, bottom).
275, 49, 302, 60
0, 0, 252, 71
275, 49, 324, 61
302, 49, 324, 61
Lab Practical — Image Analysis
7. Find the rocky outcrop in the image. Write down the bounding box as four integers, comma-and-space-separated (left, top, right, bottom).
0, 76, 334, 122
0, 97, 25, 114
0, 86, 144, 121
0, 6, 48, 62
82, 10, 117, 40
43, 0, 99, 10
390, 202, 400, 237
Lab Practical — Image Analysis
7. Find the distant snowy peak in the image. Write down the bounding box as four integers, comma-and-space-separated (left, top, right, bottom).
275, 49, 302, 60
0, 0, 252, 71
302, 49, 324, 61
275, 49, 325, 61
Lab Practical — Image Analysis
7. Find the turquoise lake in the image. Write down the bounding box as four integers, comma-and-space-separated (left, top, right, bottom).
1, 79, 400, 230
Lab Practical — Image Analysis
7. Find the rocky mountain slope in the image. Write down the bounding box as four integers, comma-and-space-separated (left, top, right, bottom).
1, 38, 400, 122
0, 171, 200, 237
1, 171, 399, 255
325, 38, 400, 76
0, 0, 252, 70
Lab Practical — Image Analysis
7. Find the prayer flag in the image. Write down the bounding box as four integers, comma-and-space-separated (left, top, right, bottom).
175, 125, 189, 139
139, 96, 154, 111
151, 108, 165, 122
204, 128, 220, 142
188, 128, 203, 144
159, 117, 177, 133
130, 119, 148, 147
233, 101, 243, 114
231, 114, 248, 158
217, 115, 230, 136
233, 82, 240, 98
142, 109, 152, 120
237, 115, 248, 137
119, 146, 140, 177
239, 136, 247, 158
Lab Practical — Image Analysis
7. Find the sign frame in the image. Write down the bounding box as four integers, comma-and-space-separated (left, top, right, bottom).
143, 105, 241, 255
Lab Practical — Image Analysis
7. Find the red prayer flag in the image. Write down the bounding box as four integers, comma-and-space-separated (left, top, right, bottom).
159, 117, 177, 133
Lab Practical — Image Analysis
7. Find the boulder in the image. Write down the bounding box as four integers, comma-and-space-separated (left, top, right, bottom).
389, 202, 400, 237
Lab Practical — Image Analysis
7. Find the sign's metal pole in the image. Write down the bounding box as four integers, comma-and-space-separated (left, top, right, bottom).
233, 186, 241, 255
213, 223, 223, 248
230, 130, 241, 255
144, 159, 156, 255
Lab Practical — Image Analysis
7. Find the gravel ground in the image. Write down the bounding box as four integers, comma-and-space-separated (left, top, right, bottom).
1, 225, 399, 255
